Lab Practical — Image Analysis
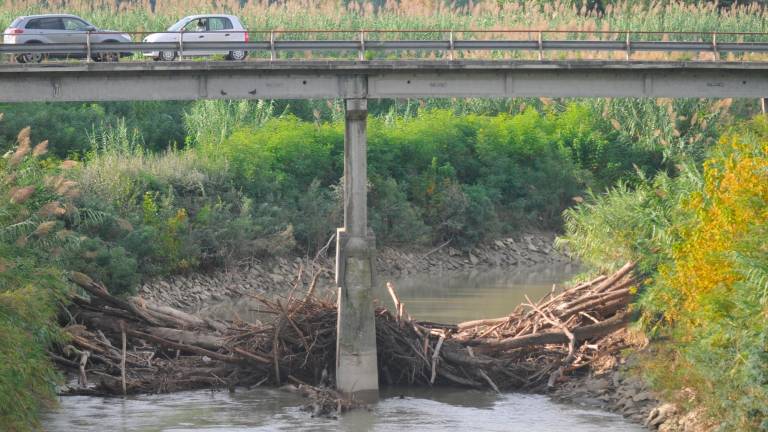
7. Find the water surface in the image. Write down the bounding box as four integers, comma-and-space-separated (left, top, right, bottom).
44, 386, 643, 432
379, 263, 581, 323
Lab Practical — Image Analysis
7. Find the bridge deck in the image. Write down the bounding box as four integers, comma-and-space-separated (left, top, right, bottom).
2, 60, 767, 101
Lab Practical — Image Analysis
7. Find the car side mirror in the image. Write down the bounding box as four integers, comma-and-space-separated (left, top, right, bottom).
85, 25, 96, 32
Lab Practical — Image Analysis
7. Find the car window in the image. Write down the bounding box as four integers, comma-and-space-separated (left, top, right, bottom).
10, 17, 23, 27
26, 17, 64, 30
167, 18, 188, 32
208, 17, 233, 31
63, 18, 91, 31
183, 19, 207, 31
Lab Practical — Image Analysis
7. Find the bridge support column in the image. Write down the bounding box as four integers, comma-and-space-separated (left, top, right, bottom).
335, 98, 378, 401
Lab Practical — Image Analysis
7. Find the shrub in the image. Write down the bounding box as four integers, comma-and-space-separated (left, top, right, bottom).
66, 238, 139, 296
0, 128, 72, 430
369, 176, 430, 245
560, 117, 768, 430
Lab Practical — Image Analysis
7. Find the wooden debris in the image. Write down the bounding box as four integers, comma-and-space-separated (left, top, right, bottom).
55, 262, 637, 401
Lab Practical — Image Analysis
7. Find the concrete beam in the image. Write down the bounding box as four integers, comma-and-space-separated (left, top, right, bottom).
335, 95, 378, 401
1, 60, 767, 101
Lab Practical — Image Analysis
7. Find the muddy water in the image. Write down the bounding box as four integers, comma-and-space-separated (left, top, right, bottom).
380, 262, 581, 323
43, 263, 645, 432
44, 386, 643, 431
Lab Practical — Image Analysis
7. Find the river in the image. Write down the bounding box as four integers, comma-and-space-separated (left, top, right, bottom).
42, 263, 645, 432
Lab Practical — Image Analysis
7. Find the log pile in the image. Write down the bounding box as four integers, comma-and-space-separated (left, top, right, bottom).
54, 262, 637, 402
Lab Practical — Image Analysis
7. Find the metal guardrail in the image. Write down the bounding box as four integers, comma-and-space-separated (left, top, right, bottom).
2, 29, 768, 62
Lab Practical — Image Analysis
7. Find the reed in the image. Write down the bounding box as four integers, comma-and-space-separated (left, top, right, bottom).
3, 0, 767, 61
2, 0, 767, 38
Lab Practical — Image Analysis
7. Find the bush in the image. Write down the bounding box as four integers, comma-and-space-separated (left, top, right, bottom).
369, 176, 430, 245
0, 128, 72, 430
66, 238, 139, 296
560, 117, 768, 430
642, 119, 768, 430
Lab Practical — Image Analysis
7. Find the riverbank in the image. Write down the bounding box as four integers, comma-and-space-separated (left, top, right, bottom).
551, 329, 715, 432
98, 232, 705, 431
138, 230, 570, 310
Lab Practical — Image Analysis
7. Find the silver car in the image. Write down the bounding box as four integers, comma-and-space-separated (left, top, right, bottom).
3, 14, 131, 63
143, 14, 248, 61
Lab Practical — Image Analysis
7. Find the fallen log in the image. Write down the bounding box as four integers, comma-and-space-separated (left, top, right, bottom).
145, 327, 226, 351
472, 312, 630, 353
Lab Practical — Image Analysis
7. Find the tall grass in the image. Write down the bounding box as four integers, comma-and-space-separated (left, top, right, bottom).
3, 0, 768, 38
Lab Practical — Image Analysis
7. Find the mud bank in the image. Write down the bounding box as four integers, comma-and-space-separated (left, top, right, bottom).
551, 330, 713, 431
139, 230, 569, 310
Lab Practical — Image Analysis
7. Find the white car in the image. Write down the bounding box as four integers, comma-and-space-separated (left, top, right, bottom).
143, 14, 248, 61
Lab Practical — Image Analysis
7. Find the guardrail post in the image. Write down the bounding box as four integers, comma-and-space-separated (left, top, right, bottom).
449, 30, 455, 61
538, 31, 543, 61
178, 30, 184, 61
625, 31, 631, 61
359, 31, 365, 61
270, 31, 276, 61
712, 33, 719, 61
86, 31, 92, 63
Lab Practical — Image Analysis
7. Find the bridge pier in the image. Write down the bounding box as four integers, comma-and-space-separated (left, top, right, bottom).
335, 98, 379, 401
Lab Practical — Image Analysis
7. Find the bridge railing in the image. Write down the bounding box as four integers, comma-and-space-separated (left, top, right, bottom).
2, 29, 768, 62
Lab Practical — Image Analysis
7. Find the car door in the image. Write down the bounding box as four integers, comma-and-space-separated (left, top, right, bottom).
206, 17, 234, 55
25, 17, 65, 44
61, 17, 91, 44
181, 18, 211, 56
61, 17, 94, 57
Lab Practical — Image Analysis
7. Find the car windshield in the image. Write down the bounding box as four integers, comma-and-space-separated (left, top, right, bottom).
167, 18, 190, 31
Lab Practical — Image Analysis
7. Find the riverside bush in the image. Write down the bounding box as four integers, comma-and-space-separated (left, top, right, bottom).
0, 128, 72, 430
0, 99, 721, 293
559, 117, 768, 430
203, 107, 652, 247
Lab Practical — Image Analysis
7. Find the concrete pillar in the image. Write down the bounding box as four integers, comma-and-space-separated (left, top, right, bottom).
335, 98, 379, 401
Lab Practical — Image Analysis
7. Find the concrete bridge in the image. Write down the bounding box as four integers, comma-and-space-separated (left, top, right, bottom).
2, 59, 767, 401
2, 60, 768, 101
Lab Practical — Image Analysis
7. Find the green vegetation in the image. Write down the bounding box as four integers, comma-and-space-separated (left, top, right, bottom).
0, 95, 739, 292
558, 117, 768, 430
1, 1, 767, 429
72, 98, 737, 287
3, 0, 768, 44
0, 129, 71, 430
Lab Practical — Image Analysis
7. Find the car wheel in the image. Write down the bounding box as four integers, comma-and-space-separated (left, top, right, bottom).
159, 50, 177, 61
19, 52, 43, 63
227, 50, 247, 61
95, 52, 119, 62
19, 42, 44, 63
94, 40, 120, 62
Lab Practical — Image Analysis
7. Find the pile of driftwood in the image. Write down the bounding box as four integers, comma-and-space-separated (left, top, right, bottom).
53, 262, 636, 401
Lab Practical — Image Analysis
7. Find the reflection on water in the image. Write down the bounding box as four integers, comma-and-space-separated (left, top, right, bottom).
379, 262, 581, 323
43, 386, 644, 432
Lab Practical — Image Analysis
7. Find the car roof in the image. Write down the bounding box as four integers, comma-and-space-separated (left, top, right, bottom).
18, 14, 87, 20
182, 14, 240, 20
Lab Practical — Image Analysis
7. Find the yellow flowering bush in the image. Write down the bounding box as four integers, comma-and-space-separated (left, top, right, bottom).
642, 119, 768, 430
